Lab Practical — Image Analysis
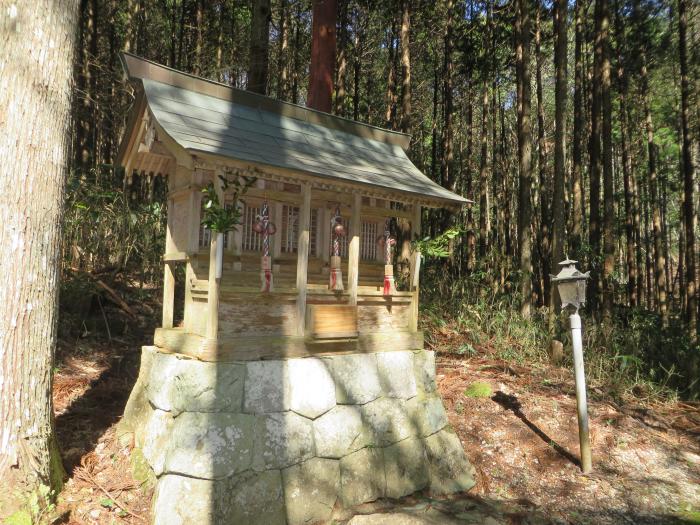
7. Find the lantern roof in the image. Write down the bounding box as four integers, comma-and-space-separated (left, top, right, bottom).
117, 53, 470, 208
551, 259, 590, 283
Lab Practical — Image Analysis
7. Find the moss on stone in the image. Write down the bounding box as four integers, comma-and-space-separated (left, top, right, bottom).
130, 448, 156, 489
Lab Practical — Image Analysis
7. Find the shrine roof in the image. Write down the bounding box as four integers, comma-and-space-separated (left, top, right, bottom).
119, 53, 469, 206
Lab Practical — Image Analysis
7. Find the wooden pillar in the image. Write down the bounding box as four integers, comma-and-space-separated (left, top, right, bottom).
183, 184, 204, 335
273, 201, 283, 258
409, 204, 422, 331
320, 207, 330, 265
163, 197, 175, 328
206, 172, 225, 341
412, 204, 422, 240
348, 193, 362, 305
296, 182, 312, 335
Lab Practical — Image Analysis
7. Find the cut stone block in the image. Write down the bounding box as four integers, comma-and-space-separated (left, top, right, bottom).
141, 408, 173, 476
413, 350, 437, 393
325, 353, 382, 404
152, 474, 218, 525
384, 437, 429, 499
165, 412, 254, 479
283, 458, 340, 525
406, 395, 448, 437
424, 429, 476, 495
361, 397, 414, 446
313, 405, 370, 458
288, 358, 336, 418
253, 412, 315, 470
219, 469, 286, 525
146, 352, 245, 415
376, 351, 417, 399
340, 447, 385, 507
244, 360, 289, 413
120, 346, 157, 438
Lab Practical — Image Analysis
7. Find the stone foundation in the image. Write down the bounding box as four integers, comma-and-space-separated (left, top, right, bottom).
120, 346, 476, 525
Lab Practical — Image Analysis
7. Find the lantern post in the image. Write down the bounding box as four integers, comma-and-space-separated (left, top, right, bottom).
551, 259, 592, 474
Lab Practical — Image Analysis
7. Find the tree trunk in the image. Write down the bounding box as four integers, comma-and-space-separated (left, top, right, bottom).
0, 0, 78, 501
441, 0, 455, 195
478, 77, 490, 258
572, 0, 585, 256
291, 2, 302, 103
516, 0, 533, 318
215, 0, 225, 81
535, 5, 549, 307
385, 18, 398, 128
352, 8, 363, 121
277, 0, 290, 100
75, 0, 97, 170
635, 0, 668, 325
643, 180, 653, 309
551, 0, 568, 304
479, 2, 493, 258
614, 6, 639, 307
600, 0, 615, 321
590, 0, 603, 313
399, 0, 411, 134
176, 0, 187, 70
334, 0, 348, 114
307, 0, 337, 112
248, 0, 271, 94
465, 74, 477, 269
193, 0, 203, 76
679, 0, 697, 341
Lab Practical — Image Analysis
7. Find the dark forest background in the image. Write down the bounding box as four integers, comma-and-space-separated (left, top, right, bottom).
63, 0, 700, 399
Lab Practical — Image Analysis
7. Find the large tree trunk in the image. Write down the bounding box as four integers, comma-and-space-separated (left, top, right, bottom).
551, 0, 568, 305
600, 0, 615, 321
0, 0, 78, 501
516, 0, 533, 318
307, 0, 337, 112
248, 0, 271, 94
679, 0, 697, 341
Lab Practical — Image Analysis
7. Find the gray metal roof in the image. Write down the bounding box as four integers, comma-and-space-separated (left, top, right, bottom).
120, 53, 468, 206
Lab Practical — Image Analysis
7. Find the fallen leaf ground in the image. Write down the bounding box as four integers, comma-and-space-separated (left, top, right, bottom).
50, 329, 700, 524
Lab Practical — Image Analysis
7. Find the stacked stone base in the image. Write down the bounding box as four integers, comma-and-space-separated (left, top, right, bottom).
119, 346, 476, 525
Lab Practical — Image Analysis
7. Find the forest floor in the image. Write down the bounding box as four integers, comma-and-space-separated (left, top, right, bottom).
48, 293, 700, 524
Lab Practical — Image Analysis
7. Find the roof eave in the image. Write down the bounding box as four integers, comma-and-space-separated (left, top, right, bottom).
186, 148, 470, 209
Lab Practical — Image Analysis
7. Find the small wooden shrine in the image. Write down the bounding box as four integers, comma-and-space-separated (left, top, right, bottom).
118, 54, 475, 525
118, 53, 467, 361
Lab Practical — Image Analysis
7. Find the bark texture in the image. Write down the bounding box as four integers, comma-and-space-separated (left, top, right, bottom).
248, 0, 271, 94
0, 0, 79, 496
551, 0, 568, 300
516, 0, 533, 318
679, 0, 697, 341
307, 0, 337, 112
